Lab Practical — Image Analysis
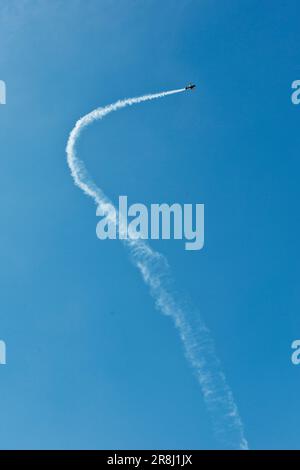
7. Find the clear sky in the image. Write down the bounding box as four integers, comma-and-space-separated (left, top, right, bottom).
0, 0, 300, 450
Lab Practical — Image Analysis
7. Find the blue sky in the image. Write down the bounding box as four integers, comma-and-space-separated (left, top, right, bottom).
0, 0, 300, 450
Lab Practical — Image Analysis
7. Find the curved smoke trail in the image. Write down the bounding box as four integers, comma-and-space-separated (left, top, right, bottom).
66, 88, 248, 449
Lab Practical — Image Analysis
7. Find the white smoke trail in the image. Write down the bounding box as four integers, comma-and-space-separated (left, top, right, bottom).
66, 88, 248, 449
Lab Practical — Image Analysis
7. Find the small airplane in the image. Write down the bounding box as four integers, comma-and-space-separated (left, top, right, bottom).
185, 83, 196, 91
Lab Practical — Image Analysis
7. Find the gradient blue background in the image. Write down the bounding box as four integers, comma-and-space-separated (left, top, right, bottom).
0, 0, 300, 450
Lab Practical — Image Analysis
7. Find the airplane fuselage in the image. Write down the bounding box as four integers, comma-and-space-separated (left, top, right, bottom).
185, 84, 196, 90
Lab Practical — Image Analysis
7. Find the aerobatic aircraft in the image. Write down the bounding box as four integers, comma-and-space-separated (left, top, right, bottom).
185, 83, 196, 90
